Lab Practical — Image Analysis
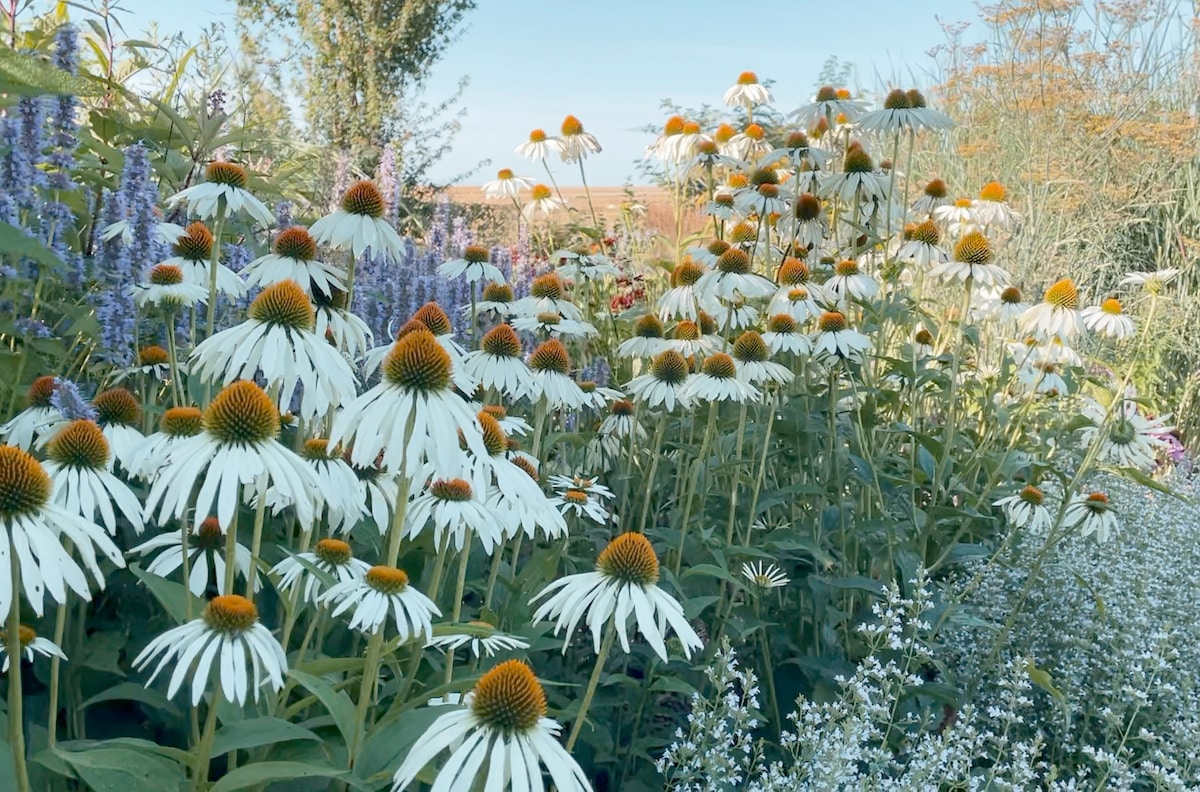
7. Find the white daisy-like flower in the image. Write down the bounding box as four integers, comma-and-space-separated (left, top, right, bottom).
481, 168, 534, 200
708, 299, 760, 333
1063, 492, 1119, 543
522, 183, 566, 220
971, 181, 1022, 231
812, 311, 872, 363
129, 517, 256, 597
527, 339, 588, 410
439, 244, 506, 284
762, 313, 812, 356
1081, 298, 1136, 339
855, 88, 954, 136
132, 594, 286, 705
1078, 398, 1171, 470
469, 414, 568, 542
731, 331, 795, 387
993, 485, 1053, 532
132, 263, 209, 309
769, 285, 823, 323
626, 350, 693, 412
724, 70, 772, 108
554, 247, 621, 281
1120, 268, 1178, 292
427, 622, 530, 658
549, 488, 611, 524
242, 226, 347, 299
1, 376, 63, 451
165, 161, 274, 227
824, 258, 879, 306
1, 624, 66, 671
392, 660, 592, 792
530, 532, 703, 662
110, 345, 181, 387
315, 298, 374, 361
310, 180, 405, 262
85, 387, 145, 477
679, 353, 761, 405
405, 477, 504, 554
549, 474, 614, 502
1020, 278, 1082, 342
929, 231, 1008, 289
515, 128, 565, 162
616, 315, 669, 359
911, 178, 952, 216
336, 459, 399, 536
162, 220, 246, 300
511, 312, 598, 340
101, 218, 187, 247
791, 85, 869, 129
41, 420, 144, 535
131, 405, 203, 482
694, 248, 776, 305
189, 281, 358, 422
974, 285, 1029, 325
1017, 361, 1069, 396
460, 324, 540, 402
657, 259, 708, 322
819, 145, 890, 205
330, 327, 486, 477
724, 124, 772, 162
932, 198, 978, 238
741, 561, 790, 590
270, 537, 371, 606
705, 192, 738, 221
558, 115, 602, 163
895, 219, 949, 269
509, 273, 582, 322
144, 380, 321, 532
472, 282, 517, 320
321, 565, 440, 640
269, 438, 366, 532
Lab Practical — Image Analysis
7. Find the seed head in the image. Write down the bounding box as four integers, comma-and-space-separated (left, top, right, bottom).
383, 328, 453, 392
204, 380, 280, 445
702, 352, 737, 379
528, 339, 571, 375
274, 227, 318, 260
0, 446, 52, 517
249, 281, 316, 330
94, 388, 141, 427
597, 532, 660, 586
341, 181, 384, 218
471, 660, 547, 734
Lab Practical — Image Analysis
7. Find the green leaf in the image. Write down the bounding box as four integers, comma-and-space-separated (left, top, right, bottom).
0, 47, 102, 96
128, 562, 204, 624
287, 669, 356, 748
211, 717, 321, 758
650, 676, 698, 695
81, 682, 178, 715
680, 563, 738, 584
52, 745, 186, 792
356, 704, 449, 781
1024, 658, 1064, 700
0, 222, 61, 269
209, 761, 368, 792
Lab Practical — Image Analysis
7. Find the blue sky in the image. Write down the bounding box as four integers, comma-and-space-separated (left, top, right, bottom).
103, 0, 979, 185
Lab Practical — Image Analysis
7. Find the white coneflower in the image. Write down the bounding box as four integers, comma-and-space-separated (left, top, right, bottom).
41, 420, 144, 535
741, 561, 790, 589
530, 532, 703, 662
855, 87, 954, 136
527, 339, 588, 410
1, 376, 62, 451
812, 311, 872, 363
331, 327, 485, 476
522, 183, 564, 220
825, 258, 879, 306
895, 219, 949, 269
911, 177, 952, 216
762, 313, 812, 356
1081, 298, 1136, 339
694, 248, 775, 306
1063, 492, 1119, 543
648, 114, 686, 163
242, 226, 347, 298
975, 285, 1028, 324
439, 244, 506, 284
470, 413, 567, 543
724, 70, 772, 108
310, 180, 405, 262
657, 259, 708, 322
970, 181, 1021, 231
616, 314, 669, 359
0, 446, 124, 618
685, 239, 730, 269
596, 399, 642, 441
932, 198, 978, 238
129, 516, 255, 597
770, 285, 823, 323
405, 477, 503, 554
101, 217, 186, 247
166, 161, 274, 227
554, 247, 621, 281
780, 192, 827, 252
144, 380, 321, 531
558, 114, 602, 163
1078, 398, 1171, 470
271, 537, 371, 606
929, 230, 1007, 289
268, 438, 366, 532
131, 406, 202, 482
549, 474, 614, 503
481, 168, 534, 200
724, 123, 771, 162
91, 387, 145, 474
626, 349, 692, 411
133, 594, 286, 705
819, 143, 889, 205
549, 488, 611, 524
1020, 278, 1082, 342
427, 621, 530, 658
791, 85, 869, 129
515, 128, 565, 162
731, 331, 794, 387
189, 281, 358, 421
132, 263, 208, 309
511, 311, 597, 340
472, 281, 517, 320
321, 565, 440, 640
0, 624, 66, 671
461, 324, 540, 402
1017, 361, 1069, 396
337, 456, 399, 536
162, 221, 246, 300
510, 272, 583, 321
392, 660, 591, 792
1120, 268, 1179, 293
705, 191, 738, 221
314, 286, 375, 360
993, 485, 1053, 532
679, 353, 761, 404
111, 345, 179, 387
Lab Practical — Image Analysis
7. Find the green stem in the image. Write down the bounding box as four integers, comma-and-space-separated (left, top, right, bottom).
191, 691, 221, 791
221, 506, 241, 595
443, 530, 473, 687
636, 413, 669, 534
724, 402, 750, 546
201, 210, 225, 406
244, 487, 269, 603
744, 392, 778, 544
164, 310, 184, 407
46, 593, 70, 748
566, 620, 615, 751
7, 551, 30, 792
673, 401, 719, 576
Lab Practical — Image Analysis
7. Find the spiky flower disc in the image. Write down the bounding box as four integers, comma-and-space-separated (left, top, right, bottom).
47, 420, 109, 469
430, 478, 473, 502
0, 445, 52, 517
302, 438, 337, 460
528, 129, 547, 143
94, 388, 141, 427
672, 260, 705, 287
477, 412, 509, 457
162, 406, 203, 437
341, 181, 384, 218
914, 329, 934, 346
716, 249, 751, 275
481, 324, 522, 358
597, 532, 660, 586
633, 314, 664, 338
1019, 485, 1044, 505
471, 659, 547, 734
139, 346, 170, 366
979, 181, 1007, 202
27, 376, 56, 408
953, 231, 993, 265
482, 282, 514, 303
729, 223, 757, 246
1100, 298, 1124, 315
314, 538, 352, 566
1001, 286, 1023, 305
883, 88, 911, 109
701, 353, 737, 379
924, 178, 948, 198
1043, 278, 1079, 310
528, 339, 571, 375
650, 349, 689, 385
819, 311, 849, 332
205, 161, 248, 189
561, 115, 584, 136
365, 565, 409, 595
733, 331, 769, 363
383, 329, 453, 391
662, 115, 686, 135
530, 273, 565, 301
815, 86, 838, 102
274, 226, 318, 260
906, 89, 927, 107
203, 594, 258, 633
412, 302, 453, 336
834, 259, 861, 277
150, 264, 184, 285
911, 219, 940, 246
173, 221, 213, 261
249, 281, 316, 330
767, 314, 797, 333
843, 146, 874, 174
463, 245, 490, 264
611, 400, 635, 417
203, 380, 281, 445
